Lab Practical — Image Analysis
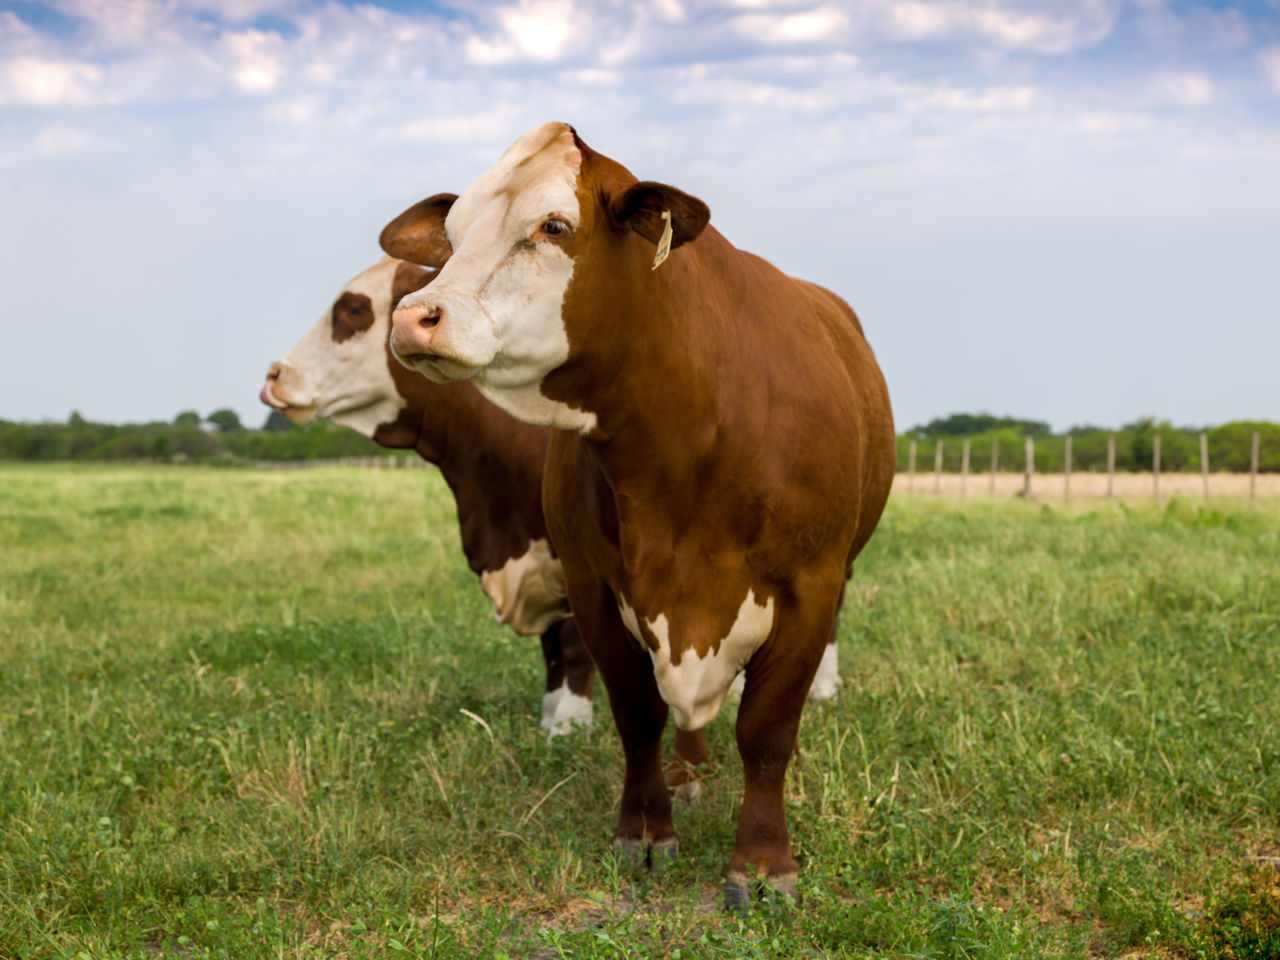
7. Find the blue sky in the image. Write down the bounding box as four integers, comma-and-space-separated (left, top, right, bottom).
2, 0, 1278, 431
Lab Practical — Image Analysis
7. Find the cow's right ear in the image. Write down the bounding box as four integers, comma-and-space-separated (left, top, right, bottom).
379, 193, 457, 269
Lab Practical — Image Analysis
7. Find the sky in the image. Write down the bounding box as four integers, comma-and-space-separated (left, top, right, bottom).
1, 0, 1278, 433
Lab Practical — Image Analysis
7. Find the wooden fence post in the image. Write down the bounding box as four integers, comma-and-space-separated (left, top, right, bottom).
933, 440, 943, 495
1251, 431, 1260, 503
908, 439, 917, 494
1064, 435, 1072, 504
1153, 433, 1161, 500
1199, 432, 1209, 502
961, 437, 970, 499
1023, 434, 1034, 500
990, 437, 998, 497
1107, 433, 1115, 500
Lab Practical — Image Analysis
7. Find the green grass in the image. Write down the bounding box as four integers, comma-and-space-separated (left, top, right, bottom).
1, 464, 1278, 959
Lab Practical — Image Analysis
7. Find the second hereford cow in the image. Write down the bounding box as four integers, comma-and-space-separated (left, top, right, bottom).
260, 254, 594, 735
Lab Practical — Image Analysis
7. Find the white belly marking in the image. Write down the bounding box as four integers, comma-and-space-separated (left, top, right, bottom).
479, 539, 567, 636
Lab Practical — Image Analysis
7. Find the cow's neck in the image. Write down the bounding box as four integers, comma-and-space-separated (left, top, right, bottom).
422, 383, 548, 574
542, 227, 742, 501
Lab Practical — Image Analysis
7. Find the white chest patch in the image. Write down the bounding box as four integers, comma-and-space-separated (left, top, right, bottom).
479, 539, 568, 636
617, 590, 776, 732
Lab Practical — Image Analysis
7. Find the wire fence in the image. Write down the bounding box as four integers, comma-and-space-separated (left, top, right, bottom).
898, 431, 1273, 502
246, 433, 1276, 502
248, 456, 434, 470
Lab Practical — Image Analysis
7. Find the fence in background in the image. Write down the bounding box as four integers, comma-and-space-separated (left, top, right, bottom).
249, 456, 433, 470
253, 435, 1273, 502
902, 431, 1270, 502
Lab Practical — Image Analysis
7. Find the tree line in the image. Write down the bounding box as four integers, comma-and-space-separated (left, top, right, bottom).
0, 410, 398, 464
897, 415, 1279, 474
0, 410, 1276, 472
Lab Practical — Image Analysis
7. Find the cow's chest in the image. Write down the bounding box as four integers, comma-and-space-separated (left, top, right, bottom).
615, 585, 774, 732
543, 435, 778, 730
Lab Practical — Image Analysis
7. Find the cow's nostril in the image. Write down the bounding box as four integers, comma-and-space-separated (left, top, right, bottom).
419, 306, 442, 329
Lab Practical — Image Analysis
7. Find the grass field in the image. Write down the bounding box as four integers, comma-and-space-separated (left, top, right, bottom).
1, 465, 1278, 959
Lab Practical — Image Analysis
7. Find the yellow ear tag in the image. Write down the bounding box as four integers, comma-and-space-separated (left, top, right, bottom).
651, 210, 673, 271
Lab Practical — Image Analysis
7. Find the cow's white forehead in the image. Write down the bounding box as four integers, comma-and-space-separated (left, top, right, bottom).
447, 122, 583, 238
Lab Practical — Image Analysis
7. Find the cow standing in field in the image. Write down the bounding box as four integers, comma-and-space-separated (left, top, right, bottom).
259, 255, 596, 734
381, 123, 894, 908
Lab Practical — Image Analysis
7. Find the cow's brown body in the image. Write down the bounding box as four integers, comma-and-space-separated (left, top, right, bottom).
383, 124, 894, 906
261, 257, 595, 733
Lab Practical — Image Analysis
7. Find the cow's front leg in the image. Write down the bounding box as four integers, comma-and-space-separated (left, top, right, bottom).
610, 666, 677, 868
570, 582, 675, 869
724, 595, 838, 911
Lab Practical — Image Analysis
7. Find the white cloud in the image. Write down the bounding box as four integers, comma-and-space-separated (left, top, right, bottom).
45, 0, 176, 49
467, 0, 576, 64
652, 0, 685, 23
885, 0, 1115, 54
225, 29, 284, 93
1073, 110, 1153, 136
0, 56, 103, 105
1150, 70, 1212, 106
32, 123, 93, 155
733, 5, 848, 44
183, 0, 304, 23
1261, 47, 1280, 93
265, 95, 320, 124
559, 68, 620, 86
0, 10, 40, 47
916, 84, 1037, 112
387, 110, 521, 146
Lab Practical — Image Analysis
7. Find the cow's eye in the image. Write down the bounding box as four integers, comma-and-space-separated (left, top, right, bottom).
541, 219, 570, 237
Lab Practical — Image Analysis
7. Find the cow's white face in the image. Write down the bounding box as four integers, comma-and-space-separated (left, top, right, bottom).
388, 122, 595, 432
261, 256, 406, 437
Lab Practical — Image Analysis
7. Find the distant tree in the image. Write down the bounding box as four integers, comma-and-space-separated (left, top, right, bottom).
173, 410, 201, 428
911, 413, 1052, 438
207, 408, 243, 432
262, 410, 293, 432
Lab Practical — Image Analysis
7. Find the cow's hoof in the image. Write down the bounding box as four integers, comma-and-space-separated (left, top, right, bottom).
541, 688, 593, 739
610, 837, 647, 874
724, 870, 751, 914
765, 871, 799, 903
650, 837, 679, 871
670, 778, 702, 801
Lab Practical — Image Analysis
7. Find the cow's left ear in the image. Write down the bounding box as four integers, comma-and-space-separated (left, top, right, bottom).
379, 193, 457, 269
609, 181, 710, 251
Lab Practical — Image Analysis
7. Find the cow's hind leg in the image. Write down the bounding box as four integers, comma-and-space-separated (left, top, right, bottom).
724, 589, 838, 911
807, 617, 841, 701
667, 727, 710, 800
539, 619, 595, 736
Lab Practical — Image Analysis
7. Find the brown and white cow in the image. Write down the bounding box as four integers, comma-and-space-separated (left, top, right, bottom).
381, 123, 894, 908
259, 254, 596, 735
